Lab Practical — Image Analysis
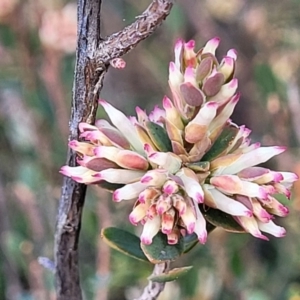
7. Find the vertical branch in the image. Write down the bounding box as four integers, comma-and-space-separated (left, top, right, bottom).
55, 1, 173, 299
54, 1, 104, 299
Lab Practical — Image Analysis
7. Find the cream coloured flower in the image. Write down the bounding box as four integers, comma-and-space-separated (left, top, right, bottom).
61, 38, 297, 245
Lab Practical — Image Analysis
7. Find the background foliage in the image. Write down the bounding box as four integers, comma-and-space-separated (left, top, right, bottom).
1, 0, 300, 299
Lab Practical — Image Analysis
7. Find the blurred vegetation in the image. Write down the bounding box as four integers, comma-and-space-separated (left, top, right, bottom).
1, 0, 300, 299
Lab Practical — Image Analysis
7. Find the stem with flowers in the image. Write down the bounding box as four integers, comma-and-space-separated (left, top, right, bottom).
58, 1, 298, 299
55, 1, 173, 299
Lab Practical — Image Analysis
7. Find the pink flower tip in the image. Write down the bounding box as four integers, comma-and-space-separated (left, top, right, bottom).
195, 192, 204, 203
129, 214, 138, 225
206, 101, 219, 108
229, 78, 238, 88
185, 39, 195, 49
274, 173, 284, 182
260, 211, 273, 222
198, 232, 208, 244
98, 99, 108, 106
141, 175, 152, 184
135, 106, 144, 114
162, 228, 172, 234
138, 195, 146, 203
163, 185, 174, 195
274, 146, 287, 153
245, 210, 253, 217
279, 228, 286, 237
112, 191, 121, 202
93, 173, 102, 178
59, 166, 71, 176
184, 66, 194, 78
162, 96, 172, 108
213, 36, 221, 42
157, 207, 164, 215
232, 92, 241, 103
141, 236, 152, 245
280, 206, 289, 216
144, 144, 151, 152
169, 61, 176, 72
227, 49, 238, 60
149, 153, 159, 160
174, 38, 184, 49
255, 233, 269, 241
222, 56, 234, 65
167, 237, 178, 245
187, 222, 195, 234
68, 140, 78, 147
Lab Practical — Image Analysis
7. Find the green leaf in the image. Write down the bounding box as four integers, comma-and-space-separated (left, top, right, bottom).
183, 233, 198, 253
101, 227, 149, 262
149, 266, 193, 283
201, 207, 245, 233
186, 161, 210, 172
141, 231, 184, 264
97, 181, 124, 192
145, 121, 172, 152
202, 125, 239, 161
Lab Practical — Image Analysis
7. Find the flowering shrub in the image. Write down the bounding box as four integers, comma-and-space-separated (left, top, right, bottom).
61, 38, 297, 247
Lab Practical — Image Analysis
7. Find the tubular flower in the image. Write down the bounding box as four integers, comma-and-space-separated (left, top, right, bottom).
60, 38, 298, 245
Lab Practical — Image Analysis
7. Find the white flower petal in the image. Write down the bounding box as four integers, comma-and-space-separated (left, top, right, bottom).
257, 220, 286, 238
214, 146, 286, 175
140, 215, 161, 245
99, 100, 144, 154
204, 185, 252, 217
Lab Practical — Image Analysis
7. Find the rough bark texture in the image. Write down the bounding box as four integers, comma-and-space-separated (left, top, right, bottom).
54, 1, 173, 299
54, 1, 103, 299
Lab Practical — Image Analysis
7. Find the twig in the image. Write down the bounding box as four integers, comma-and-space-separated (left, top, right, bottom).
95, 0, 173, 64
54, 1, 173, 299
135, 262, 170, 300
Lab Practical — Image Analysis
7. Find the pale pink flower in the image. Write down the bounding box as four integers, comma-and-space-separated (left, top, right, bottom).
61, 37, 297, 245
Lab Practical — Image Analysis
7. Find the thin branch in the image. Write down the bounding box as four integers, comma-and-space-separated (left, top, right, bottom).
54, 1, 173, 299
96, 0, 173, 64
135, 262, 170, 300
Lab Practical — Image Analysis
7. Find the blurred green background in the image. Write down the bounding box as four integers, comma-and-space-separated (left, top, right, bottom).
1, 0, 300, 299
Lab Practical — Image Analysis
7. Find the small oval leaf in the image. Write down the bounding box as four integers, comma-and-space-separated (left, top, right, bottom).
141, 231, 184, 264
186, 161, 210, 172
203, 72, 225, 97
180, 83, 205, 107
145, 121, 172, 152
149, 266, 193, 283
97, 181, 124, 192
201, 207, 245, 233
196, 56, 213, 82
202, 124, 239, 161
101, 227, 149, 262
183, 233, 198, 253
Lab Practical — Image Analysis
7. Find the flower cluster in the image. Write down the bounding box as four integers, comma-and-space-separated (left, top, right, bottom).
61, 38, 297, 245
